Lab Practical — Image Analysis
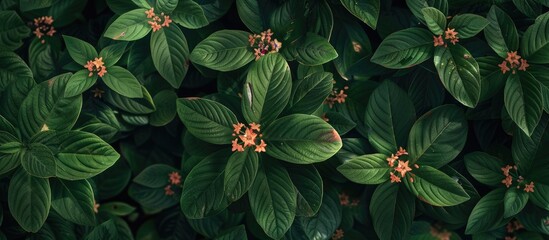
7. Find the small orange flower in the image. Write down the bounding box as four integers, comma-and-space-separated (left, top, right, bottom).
145, 8, 155, 18
162, 15, 172, 27
233, 123, 245, 134
433, 35, 444, 47
231, 122, 265, 152
98, 67, 107, 77
524, 181, 535, 193
240, 128, 257, 147
332, 229, 344, 240
93, 57, 104, 68
149, 21, 162, 32
444, 28, 459, 45
254, 140, 267, 152
386, 154, 398, 167
390, 172, 401, 183
502, 175, 513, 188
395, 160, 412, 177
499, 61, 510, 74
249, 122, 261, 131
396, 147, 408, 156
335, 90, 347, 103
164, 185, 174, 196
506, 51, 521, 66
518, 59, 529, 71
249, 29, 282, 60
231, 138, 244, 152
168, 171, 181, 185
93, 200, 100, 213
501, 165, 513, 176
32, 16, 56, 43
33, 28, 44, 38
339, 193, 349, 206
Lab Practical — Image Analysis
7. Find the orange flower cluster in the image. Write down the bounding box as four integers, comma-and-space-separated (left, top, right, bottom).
248, 29, 282, 60
231, 122, 267, 153
505, 220, 524, 240
164, 171, 182, 196
501, 164, 534, 192
145, 8, 172, 32
430, 225, 452, 240
331, 229, 344, 240
387, 147, 419, 183
84, 57, 107, 77
433, 28, 459, 47
498, 51, 529, 74
339, 192, 360, 207
33, 16, 56, 44
324, 86, 348, 108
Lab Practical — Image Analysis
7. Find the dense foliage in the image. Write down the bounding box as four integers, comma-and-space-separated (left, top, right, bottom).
1, 0, 549, 239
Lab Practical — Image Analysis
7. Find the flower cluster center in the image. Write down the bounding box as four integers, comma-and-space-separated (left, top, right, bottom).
33, 16, 56, 44
501, 164, 534, 192
433, 28, 459, 47
248, 29, 282, 60
324, 86, 348, 108
84, 57, 107, 77
164, 171, 182, 196
231, 122, 266, 153
387, 147, 419, 183
145, 8, 172, 32
498, 51, 529, 74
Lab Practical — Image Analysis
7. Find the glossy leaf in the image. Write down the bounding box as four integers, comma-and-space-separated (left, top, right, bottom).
263, 114, 342, 164
150, 90, 178, 126
370, 182, 415, 240
249, 158, 296, 239
150, 25, 189, 88
242, 53, 291, 124
433, 44, 481, 108
8, 168, 51, 233
64, 69, 98, 97
522, 12, 549, 63
371, 28, 433, 69
286, 33, 338, 66
299, 188, 341, 239
224, 148, 259, 202
99, 42, 127, 67
503, 187, 529, 218
102, 66, 143, 98
0, 51, 33, 92
21, 143, 56, 178
190, 30, 254, 71
466, 188, 509, 234
504, 73, 543, 136
286, 72, 333, 114
104, 8, 151, 41
133, 164, 179, 188
337, 154, 390, 184
339, 0, 379, 29
50, 178, 96, 226
406, 0, 448, 23
484, 6, 519, 58
464, 152, 505, 187
63, 35, 98, 66
408, 105, 467, 168
422, 7, 446, 35
176, 98, 238, 145
171, 0, 209, 29
403, 165, 470, 206
448, 14, 489, 39
365, 81, 416, 154
287, 165, 323, 217
0, 11, 30, 51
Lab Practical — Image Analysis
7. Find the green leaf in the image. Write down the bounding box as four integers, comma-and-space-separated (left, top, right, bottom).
224, 148, 258, 202
0, 51, 33, 92
522, 12, 549, 63
63, 35, 98, 66
134, 164, 178, 188
104, 86, 156, 114
484, 6, 519, 58
263, 114, 342, 164
0, 77, 34, 125
532, 182, 549, 211
286, 72, 333, 114
18, 73, 82, 140
53, 131, 120, 180
155, 0, 177, 13
421, 7, 446, 35
331, 18, 372, 80
366, 81, 416, 154
181, 150, 230, 219
287, 165, 323, 217
433, 44, 481, 108
337, 153, 391, 184
504, 187, 529, 218
29, 38, 56, 81
102, 66, 143, 98
215, 225, 247, 240
0, 138, 22, 175
464, 152, 505, 187
64, 70, 97, 97
0, 11, 30, 51
513, 0, 542, 18
249, 158, 296, 239
516, 203, 549, 235
99, 202, 136, 216
21, 143, 56, 178
512, 115, 548, 175
8, 168, 51, 233
504, 72, 543, 136
84, 219, 118, 240
150, 90, 178, 126
408, 104, 467, 168
150, 25, 189, 88
286, 33, 338, 66
104, 8, 151, 41
235, 0, 267, 33
370, 182, 415, 240
448, 14, 489, 39
339, 0, 380, 29
466, 188, 509, 234
478, 56, 507, 101
19, 0, 52, 12
99, 42, 128, 67
176, 98, 238, 145
403, 165, 470, 206
171, 0, 209, 29
190, 30, 254, 72
371, 28, 433, 69
299, 187, 341, 239
242, 53, 291, 124
324, 112, 356, 136
50, 178, 96, 226
406, 0, 448, 23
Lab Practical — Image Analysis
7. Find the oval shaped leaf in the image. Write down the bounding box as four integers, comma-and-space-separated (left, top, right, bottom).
288, 165, 323, 217
466, 188, 509, 234
263, 114, 342, 164
134, 164, 178, 188
403, 165, 470, 206
190, 30, 254, 72
287, 33, 338, 66
50, 178, 96, 226
522, 12, 549, 63
0, 51, 33, 92
371, 28, 433, 69
464, 151, 505, 187
286, 72, 333, 115
224, 148, 259, 202
422, 7, 446, 35
21, 143, 56, 178
150, 25, 189, 88
102, 66, 143, 98
337, 153, 390, 185
340, 0, 379, 29
448, 14, 489, 39
484, 5, 519, 58
504, 72, 543, 136
171, 0, 208, 29
63, 35, 98, 66
150, 90, 178, 126
503, 187, 529, 218
104, 8, 151, 41
408, 104, 467, 168
176, 98, 238, 145
0, 11, 30, 51
370, 182, 415, 240
64, 69, 98, 97
299, 187, 341, 239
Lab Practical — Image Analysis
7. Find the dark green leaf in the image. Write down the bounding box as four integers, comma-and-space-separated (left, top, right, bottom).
503, 187, 529, 218
466, 188, 509, 234
50, 178, 96, 226
339, 0, 380, 29
448, 14, 489, 39
0, 51, 33, 92
371, 28, 433, 69
190, 30, 254, 71
522, 12, 549, 63
102, 66, 143, 98
286, 33, 338, 66
64, 69, 97, 98
464, 151, 505, 187
99, 202, 136, 216
406, 0, 448, 23
370, 182, 415, 240
150, 90, 178, 126
299, 188, 341, 239
99, 42, 128, 67
171, 0, 209, 29
286, 72, 332, 115
21, 143, 56, 178
504, 73, 543, 136
215, 225, 247, 240
337, 154, 390, 184
104, 86, 156, 114
224, 148, 258, 202
150, 25, 189, 88
287, 165, 323, 217
0, 11, 30, 51
403, 165, 470, 206
134, 164, 178, 188
484, 6, 519, 58
422, 7, 446, 35
63, 35, 98, 66
104, 8, 151, 41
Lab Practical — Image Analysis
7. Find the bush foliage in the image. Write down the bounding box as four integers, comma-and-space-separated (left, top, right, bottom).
1, 0, 549, 239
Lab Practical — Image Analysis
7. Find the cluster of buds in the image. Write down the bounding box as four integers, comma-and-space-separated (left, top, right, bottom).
145, 8, 172, 32
498, 51, 529, 74
387, 147, 419, 183
164, 171, 182, 196
504, 220, 524, 240
231, 122, 267, 153
339, 192, 360, 207
84, 57, 107, 77
32, 16, 56, 44
433, 28, 459, 47
430, 224, 452, 240
501, 165, 534, 192
248, 29, 282, 60
324, 86, 348, 108
331, 229, 344, 240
